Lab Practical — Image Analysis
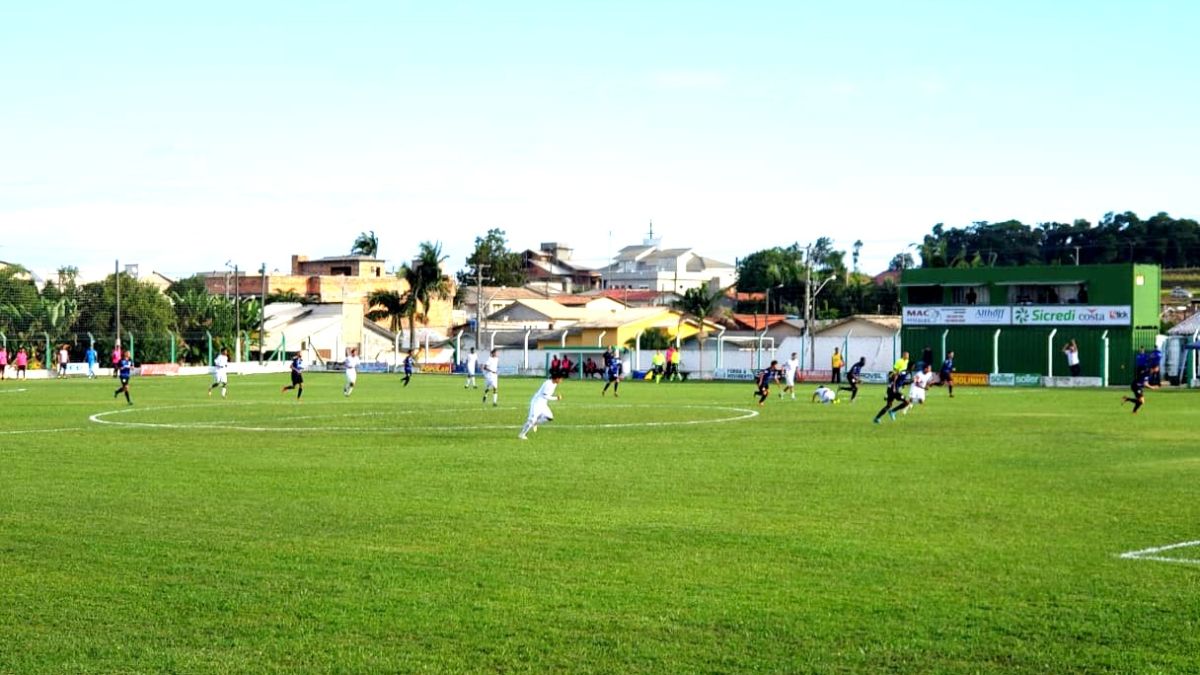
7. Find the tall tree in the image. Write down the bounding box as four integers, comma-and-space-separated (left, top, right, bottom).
351, 230, 379, 257
400, 242, 453, 350
674, 284, 727, 378
457, 228, 525, 287
913, 211, 1200, 268
889, 252, 915, 271
76, 274, 177, 363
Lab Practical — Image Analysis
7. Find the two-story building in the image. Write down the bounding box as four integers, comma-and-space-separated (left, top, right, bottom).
601, 244, 736, 293
522, 242, 602, 292
900, 264, 1160, 384
203, 253, 456, 359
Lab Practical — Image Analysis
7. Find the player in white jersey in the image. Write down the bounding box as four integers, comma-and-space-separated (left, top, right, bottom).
464, 347, 478, 389
519, 373, 563, 440
482, 348, 500, 406
343, 347, 360, 396
782, 352, 800, 399
907, 363, 934, 411
811, 385, 838, 404
208, 348, 230, 398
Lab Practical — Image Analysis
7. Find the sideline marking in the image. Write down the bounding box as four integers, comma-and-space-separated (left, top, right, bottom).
89, 403, 759, 433
0, 388, 29, 394
1118, 540, 1200, 566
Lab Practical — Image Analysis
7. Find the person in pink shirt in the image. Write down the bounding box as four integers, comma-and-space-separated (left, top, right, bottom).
14, 347, 28, 380
0, 345, 7, 379
111, 345, 122, 379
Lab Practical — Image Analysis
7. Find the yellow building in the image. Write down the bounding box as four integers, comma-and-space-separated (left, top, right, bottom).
204, 253, 456, 353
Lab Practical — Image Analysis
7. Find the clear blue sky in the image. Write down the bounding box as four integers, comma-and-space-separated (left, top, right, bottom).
2, 1, 1197, 281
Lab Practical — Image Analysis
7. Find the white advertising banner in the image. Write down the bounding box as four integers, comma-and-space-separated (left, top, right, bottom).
1009, 305, 1132, 326
903, 306, 1012, 326
904, 305, 1130, 326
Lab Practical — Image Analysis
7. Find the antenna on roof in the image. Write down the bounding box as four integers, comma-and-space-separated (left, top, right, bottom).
643, 220, 662, 247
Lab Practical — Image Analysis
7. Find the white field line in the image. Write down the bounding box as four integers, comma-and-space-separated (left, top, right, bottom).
0, 427, 80, 436
1118, 540, 1200, 565
0, 388, 28, 393
88, 403, 759, 433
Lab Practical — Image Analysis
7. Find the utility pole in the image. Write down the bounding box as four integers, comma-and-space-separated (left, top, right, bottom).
234, 264, 240, 362
804, 244, 813, 369
114, 259, 121, 353
474, 263, 490, 351
259, 263, 267, 364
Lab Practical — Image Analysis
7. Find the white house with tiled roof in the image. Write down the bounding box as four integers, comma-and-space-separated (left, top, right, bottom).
599, 227, 736, 293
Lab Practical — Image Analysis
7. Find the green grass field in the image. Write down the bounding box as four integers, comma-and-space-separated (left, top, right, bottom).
2, 372, 1198, 673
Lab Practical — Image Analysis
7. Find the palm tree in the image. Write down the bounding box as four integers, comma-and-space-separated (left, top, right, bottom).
366, 289, 411, 334
351, 230, 379, 257
674, 284, 728, 378
399, 242, 452, 351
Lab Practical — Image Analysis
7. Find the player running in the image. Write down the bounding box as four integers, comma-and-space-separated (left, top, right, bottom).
754, 360, 781, 407
209, 348, 230, 398
519, 372, 564, 440
343, 347, 360, 397
113, 350, 134, 405
907, 363, 935, 412
1122, 366, 1159, 414
873, 369, 910, 423
281, 353, 304, 400
782, 352, 799, 400
937, 351, 955, 397
839, 356, 866, 402
482, 348, 500, 406
601, 348, 622, 397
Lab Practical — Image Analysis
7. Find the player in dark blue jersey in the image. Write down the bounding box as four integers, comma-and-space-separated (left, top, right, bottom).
402, 351, 415, 387
601, 349, 622, 397
873, 370, 910, 423
1122, 366, 1159, 413
112, 351, 133, 405
281, 354, 304, 399
754, 360, 780, 406
1134, 347, 1149, 379
937, 351, 955, 397
838, 356, 866, 402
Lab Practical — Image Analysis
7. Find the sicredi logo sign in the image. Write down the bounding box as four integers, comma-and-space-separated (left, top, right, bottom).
904, 304, 1129, 326
1012, 307, 1078, 325
1011, 305, 1131, 326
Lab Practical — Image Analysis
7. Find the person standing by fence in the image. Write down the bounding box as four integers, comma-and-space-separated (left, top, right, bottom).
1063, 340, 1081, 377
831, 347, 844, 384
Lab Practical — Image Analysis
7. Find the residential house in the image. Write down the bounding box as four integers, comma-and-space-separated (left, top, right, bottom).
599, 229, 736, 293
522, 242, 602, 292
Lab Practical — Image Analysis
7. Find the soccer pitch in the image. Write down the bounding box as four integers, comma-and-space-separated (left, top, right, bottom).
2, 373, 1198, 673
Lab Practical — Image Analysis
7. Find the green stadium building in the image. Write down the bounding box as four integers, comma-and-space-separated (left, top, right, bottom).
900, 264, 1160, 385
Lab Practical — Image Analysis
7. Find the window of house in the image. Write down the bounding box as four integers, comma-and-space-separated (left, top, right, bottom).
905, 285, 942, 305
1007, 284, 1081, 304
330, 266, 352, 276
951, 286, 988, 305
